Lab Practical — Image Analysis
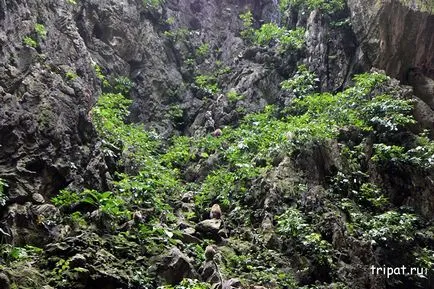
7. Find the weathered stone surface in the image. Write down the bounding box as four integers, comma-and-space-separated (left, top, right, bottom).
0, 273, 10, 289
196, 219, 222, 234
199, 260, 221, 284
158, 247, 198, 285
0, 1, 434, 289
180, 230, 202, 244
306, 9, 358, 91
347, 0, 434, 80
222, 278, 242, 289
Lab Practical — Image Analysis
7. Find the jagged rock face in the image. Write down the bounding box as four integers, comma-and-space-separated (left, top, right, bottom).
0, 0, 299, 244
75, 0, 289, 136
1, 1, 434, 288
305, 8, 359, 91
347, 0, 434, 80
0, 0, 100, 208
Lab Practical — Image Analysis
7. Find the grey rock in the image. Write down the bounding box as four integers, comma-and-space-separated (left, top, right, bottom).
159, 247, 198, 285
199, 260, 221, 284
69, 253, 87, 268
31, 193, 45, 203
196, 219, 222, 234
347, 0, 434, 80
180, 231, 201, 244
0, 273, 10, 289
222, 278, 242, 288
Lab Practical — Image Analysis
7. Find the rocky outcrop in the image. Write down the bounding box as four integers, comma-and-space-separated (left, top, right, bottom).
1, 0, 434, 288
347, 0, 434, 80
158, 247, 199, 284
0, 0, 100, 214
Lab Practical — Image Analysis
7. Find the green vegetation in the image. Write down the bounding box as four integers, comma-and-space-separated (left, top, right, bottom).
53, 189, 131, 219
414, 247, 434, 268
113, 76, 134, 95
165, 16, 176, 25
168, 104, 184, 122
196, 43, 210, 58
23, 24, 47, 48
226, 89, 244, 102
194, 74, 220, 94
38, 61, 433, 288
363, 211, 418, 244
143, 0, 165, 9
253, 23, 305, 50
281, 65, 318, 97
163, 28, 190, 41
279, 0, 345, 14
239, 13, 306, 52
93, 64, 110, 88
220, 240, 297, 288
239, 10, 254, 39
277, 208, 332, 264
159, 279, 210, 289
34, 23, 47, 39
23, 36, 37, 48
400, 0, 434, 13
372, 133, 434, 169
65, 71, 78, 80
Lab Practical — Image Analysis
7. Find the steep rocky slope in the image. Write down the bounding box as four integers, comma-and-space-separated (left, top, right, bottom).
0, 0, 434, 288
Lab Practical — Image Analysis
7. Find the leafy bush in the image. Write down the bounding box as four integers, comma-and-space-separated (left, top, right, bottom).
158, 278, 210, 289
278, 27, 306, 51
115, 169, 179, 215
239, 10, 254, 40
90, 82, 181, 225
163, 28, 190, 42
113, 76, 133, 95
414, 247, 434, 269
291, 71, 414, 134
279, 0, 345, 14
406, 133, 434, 169
91, 92, 159, 164
363, 211, 418, 244
357, 183, 389, 210
65, 71, 78, 80
248, 22, 306, 52
52, 189, 130, 218
168, 104, 184, 122
34, 23, 47, 39
226, 89, 244, 102
69, 212, 88, 228
23, 36, 37, 48
194, 75, 220, 94
254, 23, 285, 46
93, 64, 110, 88
195, 169, 237, 208
51, 189, 80, 207
220, 242, 297, 288
362, 94, 415, 131
371, 130, 434, 169
281, 65, 318, 97
196, 43, 210, 58
371, 144, 407, 164
162, 136, 195, 168
277, 208, 332, 264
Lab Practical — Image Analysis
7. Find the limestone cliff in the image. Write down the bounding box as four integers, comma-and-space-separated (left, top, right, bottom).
0, 0, 433, 288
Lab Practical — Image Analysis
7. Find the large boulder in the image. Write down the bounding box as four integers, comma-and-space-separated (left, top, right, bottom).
158, 247, 198, 285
